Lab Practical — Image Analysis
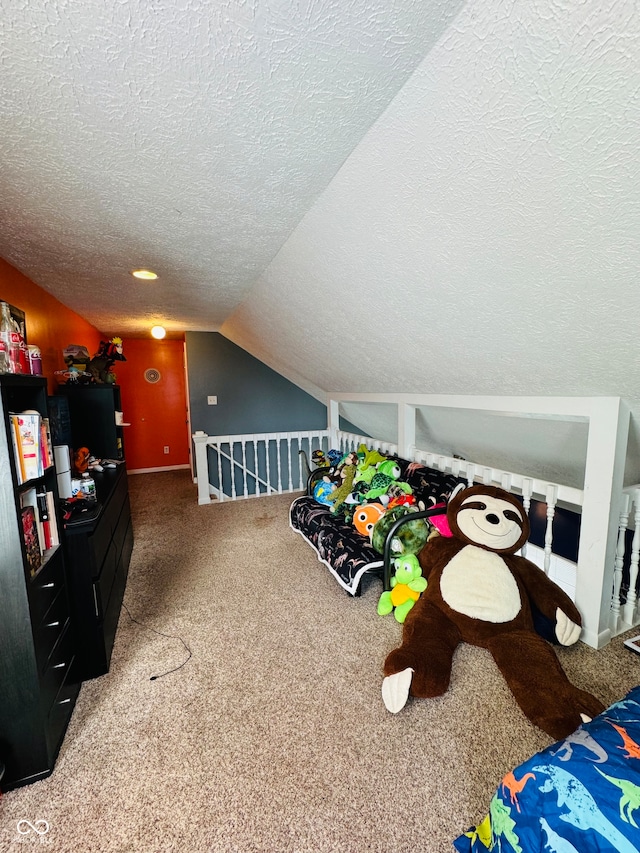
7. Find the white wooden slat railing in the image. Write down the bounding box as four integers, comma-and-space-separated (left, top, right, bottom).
192, 428, 574, 579
409, 450, 580, 576
192, 426, 640, 641
192, 429, 332, 504
610, 485, 640, 636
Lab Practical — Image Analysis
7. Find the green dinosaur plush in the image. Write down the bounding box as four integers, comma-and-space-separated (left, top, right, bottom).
353, 448, 388, 487
377, 554, 428, 623
357, 444, 388, 470
325, 463, 357, 515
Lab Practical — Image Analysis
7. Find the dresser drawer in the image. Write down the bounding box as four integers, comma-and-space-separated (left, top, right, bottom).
33, 591, 69, 674
112, 495, 131, 555
121, 516, 133, 580
40, 621, 76, 715
85, 473, 128, 575
46, 665, 81, 759
94, 540, 118, 620
109, 468, 128, 513
28, 553, 66, 626
102, 559, 128, 670
86, 515, 114, 574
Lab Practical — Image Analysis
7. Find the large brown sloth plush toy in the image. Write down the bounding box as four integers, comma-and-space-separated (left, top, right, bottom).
382, 485, 604, 739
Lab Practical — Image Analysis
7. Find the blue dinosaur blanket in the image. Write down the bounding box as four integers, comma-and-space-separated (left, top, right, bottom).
454, 685, 640, 853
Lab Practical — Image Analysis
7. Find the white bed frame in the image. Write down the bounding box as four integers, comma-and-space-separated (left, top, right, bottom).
193, 393, 636, 651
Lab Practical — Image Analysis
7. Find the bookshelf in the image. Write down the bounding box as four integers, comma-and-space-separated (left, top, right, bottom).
0, 374, 81, 790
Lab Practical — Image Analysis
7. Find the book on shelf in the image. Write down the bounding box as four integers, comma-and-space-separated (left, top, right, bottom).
45, 490, 59, 547
9, 415, 26, 483
40, 417, 53, 471
20, 487, 59, 555
9, 410, 46, 484
36, 489, 53, 550
21, 505, 42, 577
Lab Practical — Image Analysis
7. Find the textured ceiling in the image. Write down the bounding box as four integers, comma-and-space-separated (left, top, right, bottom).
0, 0, 463, 335
2, 0, 640, 485
221, 0, 640, 483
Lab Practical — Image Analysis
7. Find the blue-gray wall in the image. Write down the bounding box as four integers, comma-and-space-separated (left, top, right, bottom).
186, 332, 328, 435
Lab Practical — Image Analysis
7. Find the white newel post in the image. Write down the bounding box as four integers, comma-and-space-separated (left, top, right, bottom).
611, 493, 630, 634
327, 398, 340, 449
398, 404, 416, 461
624, 490, 640, 626
575, 398, 630, 649
192, 432, 212, 505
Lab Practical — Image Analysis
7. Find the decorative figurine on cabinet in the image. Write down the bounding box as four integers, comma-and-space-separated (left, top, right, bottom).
59, 338, 126, 384
88, 337, 126, 384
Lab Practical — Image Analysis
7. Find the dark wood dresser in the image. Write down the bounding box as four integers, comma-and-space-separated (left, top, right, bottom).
63, 464, 134, 680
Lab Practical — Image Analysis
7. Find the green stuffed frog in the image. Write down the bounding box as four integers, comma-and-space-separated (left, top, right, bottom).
377, 554, 428, 623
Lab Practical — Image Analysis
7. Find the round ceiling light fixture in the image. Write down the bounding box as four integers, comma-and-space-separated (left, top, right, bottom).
132, 269, 158, 280
151, 325, 166, 339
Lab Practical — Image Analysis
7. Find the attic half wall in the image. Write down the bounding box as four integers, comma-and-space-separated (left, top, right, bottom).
221, 0, 640, 487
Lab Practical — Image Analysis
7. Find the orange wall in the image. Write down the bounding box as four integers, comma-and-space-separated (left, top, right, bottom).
0, 258, 102, 391
109, 338, 190, 471
1, 258, 190, 472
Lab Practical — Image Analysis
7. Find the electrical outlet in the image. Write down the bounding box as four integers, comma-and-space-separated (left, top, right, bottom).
207, 395, 217, 405
163, 446, 169, 454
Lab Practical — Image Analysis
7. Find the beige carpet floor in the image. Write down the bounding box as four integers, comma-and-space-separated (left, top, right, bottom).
1, 470, 639, 852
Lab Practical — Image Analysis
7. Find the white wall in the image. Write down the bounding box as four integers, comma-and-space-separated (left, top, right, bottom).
223, 0, 640, 485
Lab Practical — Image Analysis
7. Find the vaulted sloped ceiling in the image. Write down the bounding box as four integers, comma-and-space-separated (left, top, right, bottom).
0, 0, 464, 329
221, 0, 640, 483
2, 0, 640, 485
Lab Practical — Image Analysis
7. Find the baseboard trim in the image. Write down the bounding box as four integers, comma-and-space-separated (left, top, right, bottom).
128, 464, 191, 475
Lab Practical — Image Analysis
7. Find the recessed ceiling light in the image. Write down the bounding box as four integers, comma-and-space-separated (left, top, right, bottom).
151, 325, 166, 339
132, 269, 158, 280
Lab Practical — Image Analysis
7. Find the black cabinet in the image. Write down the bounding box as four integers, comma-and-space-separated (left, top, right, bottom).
63, 465, 133, 680
0, 375, 80, 791
57, 383, 126, 461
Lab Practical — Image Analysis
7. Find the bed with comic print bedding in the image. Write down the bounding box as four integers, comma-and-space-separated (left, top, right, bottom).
454, 684, 640, 853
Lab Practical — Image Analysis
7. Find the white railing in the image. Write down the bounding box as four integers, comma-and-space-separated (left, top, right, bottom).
192, 427, 575, 580
610, 485, 640, 636
192, 394, 631, 649
410, 449, 582, 577
192, 429, 331, 504
193, 426, 640, 637
335, 430, 398, 458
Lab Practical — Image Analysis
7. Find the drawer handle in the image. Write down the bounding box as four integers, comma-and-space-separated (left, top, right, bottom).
41, 582, 56, 589
57, 698, 72, 705
47, 621, 61, 628
53, 662, 66, 669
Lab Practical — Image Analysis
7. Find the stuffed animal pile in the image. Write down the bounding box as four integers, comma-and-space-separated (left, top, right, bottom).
381, 484, 605, 739
312, 445, 430, 559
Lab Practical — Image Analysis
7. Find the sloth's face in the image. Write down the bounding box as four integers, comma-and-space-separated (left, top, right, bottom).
455, 494, 524, 550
